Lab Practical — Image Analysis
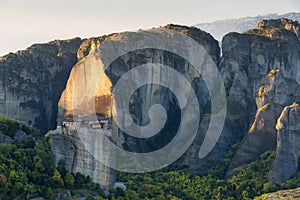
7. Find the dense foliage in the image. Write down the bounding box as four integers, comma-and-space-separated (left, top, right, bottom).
0, 116, 103, 200
0, 115, 22, 138
0, 138, 106, 199
112, 149, 276, 200
0, 115, 40, 138
1, 115, 300, 199
113, 150, 300, 200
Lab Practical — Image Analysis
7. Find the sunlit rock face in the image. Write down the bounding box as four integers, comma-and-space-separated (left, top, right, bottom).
0, 38, 82, 133
269, 103, 300, 184
3, 18, 300, 185
58, 49, 113, 119
54, 19, 300, 184
57, 24, 226, 175
257, 18, 300, 37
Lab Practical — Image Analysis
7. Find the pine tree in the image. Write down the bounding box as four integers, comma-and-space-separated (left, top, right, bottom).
52, 169, 64, 187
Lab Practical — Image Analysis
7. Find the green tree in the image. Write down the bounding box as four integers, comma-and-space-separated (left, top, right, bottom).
34, 147, 54, 174
125, 190, 139, 200
33, 155, 45, 172
7, 170, 28, 199
263, 182, 278, 193
24, 183, 37, 199
86, 194, 94, 200
52, 169, 64, 187
57, 159, 66, 175
44, 187, 56, 200
242, 190, 249, 199
0, 115, 22, 138
65, 172, 75, 189
74, 172, 85, 188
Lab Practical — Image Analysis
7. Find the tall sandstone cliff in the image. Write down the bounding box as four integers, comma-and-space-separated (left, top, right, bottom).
1, 18, 300, 185
225, 18, 300, 182
269, 103, 300, 184
57, 25, 226, 176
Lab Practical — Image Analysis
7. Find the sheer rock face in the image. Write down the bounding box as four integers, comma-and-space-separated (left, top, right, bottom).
3, 19, 300, 184
0, 38, 82, 133
269, 103, 300, 184
50, 128, 116, 187
52, 24, 222, 185
224, 19, 300, 181
221, 21, 300, 121
227, 71, 300, 177
58, 24, 227, 174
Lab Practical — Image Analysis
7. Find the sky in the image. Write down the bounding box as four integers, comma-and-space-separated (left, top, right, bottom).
0, 0, 299, 56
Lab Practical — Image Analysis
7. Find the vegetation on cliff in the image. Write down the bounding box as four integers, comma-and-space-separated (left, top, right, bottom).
0, 116, 103, 199
0, 116, 300, 199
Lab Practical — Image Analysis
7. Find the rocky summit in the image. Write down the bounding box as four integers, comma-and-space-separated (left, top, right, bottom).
224, 18, 300, 182
1, 18, 300, 186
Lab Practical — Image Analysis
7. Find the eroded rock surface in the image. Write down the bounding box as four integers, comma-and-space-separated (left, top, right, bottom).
223, 19, 300, 180
49, 128, 116, 187
0, 38, 82, 133
227, 70, 300, 176
269, 103, 300, 184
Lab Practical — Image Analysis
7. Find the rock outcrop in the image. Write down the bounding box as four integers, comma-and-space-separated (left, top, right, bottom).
56, 19, 300, 184
257, 18, 300, 37
222, 19, 300, 179
57, 24, 237, 175
3, 18, 300, 185
58, 38, 113, 120
227, 70, 300, 176
255, 187, 300, 200
269, 103, 300, 184
0, 131, 13, 144
0, 130, 28, 144
0, 38, 82, 133
49, 127, 116, 187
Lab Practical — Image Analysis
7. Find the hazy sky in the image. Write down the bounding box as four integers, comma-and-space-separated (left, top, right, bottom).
0, 0, 299, 56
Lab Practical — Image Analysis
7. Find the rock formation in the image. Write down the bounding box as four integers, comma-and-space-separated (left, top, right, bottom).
49, 126, 116, 187
269, 103, 300, 184
0, 38, 82, 133
227, 70, 300, 176
258, 18, 300, 37
2, 18, 300, 185
225, 19, 300, 180
0, 130, 28, 144
0, 131, 13, 144
37, 18, 300, 185
57, 24, 230, 174
256, 187, 300, 200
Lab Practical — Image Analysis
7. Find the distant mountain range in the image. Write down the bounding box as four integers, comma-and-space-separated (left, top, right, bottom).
195, 12, 300, 40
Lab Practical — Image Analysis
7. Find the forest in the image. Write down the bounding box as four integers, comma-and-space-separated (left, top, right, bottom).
0, 115, 300, 199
